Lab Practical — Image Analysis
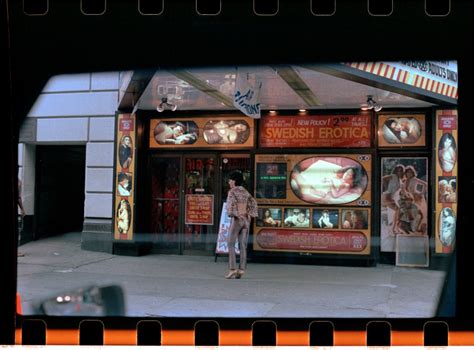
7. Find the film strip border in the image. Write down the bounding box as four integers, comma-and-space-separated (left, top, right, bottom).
14, 319, 474, 346
21, 0, 453, 17
113, 113, 137, 241
345, 62, 458, 99
435, 110, 458, 254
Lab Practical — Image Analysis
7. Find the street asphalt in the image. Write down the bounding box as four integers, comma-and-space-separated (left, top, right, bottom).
17, 232, 446, 318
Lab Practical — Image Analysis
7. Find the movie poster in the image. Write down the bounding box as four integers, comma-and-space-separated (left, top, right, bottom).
380, 157, 428, 252
435, 110, 458, 253
378, 114, 426, 147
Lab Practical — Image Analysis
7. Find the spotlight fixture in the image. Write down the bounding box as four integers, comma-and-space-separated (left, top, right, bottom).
362, 95, 382, 112
156, 97, 177, 112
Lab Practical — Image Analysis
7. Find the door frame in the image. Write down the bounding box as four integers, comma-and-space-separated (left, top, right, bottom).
145, 151, 252, 255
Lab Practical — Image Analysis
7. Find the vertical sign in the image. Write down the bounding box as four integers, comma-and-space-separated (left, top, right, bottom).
114, 113, 136, 241
435, 110, 458, 254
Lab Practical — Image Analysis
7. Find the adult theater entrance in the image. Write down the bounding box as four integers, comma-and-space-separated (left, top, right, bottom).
146, 153, 251, 255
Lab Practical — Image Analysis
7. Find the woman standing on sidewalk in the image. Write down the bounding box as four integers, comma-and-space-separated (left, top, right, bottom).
225, 171, 258, 279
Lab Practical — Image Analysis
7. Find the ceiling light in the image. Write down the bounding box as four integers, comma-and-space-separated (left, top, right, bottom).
360, 104, 369, 111
299, 109, 307, 113
156, 97, 177, 112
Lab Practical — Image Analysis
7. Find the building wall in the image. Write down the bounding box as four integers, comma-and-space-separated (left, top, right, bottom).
19, 72, 120, 252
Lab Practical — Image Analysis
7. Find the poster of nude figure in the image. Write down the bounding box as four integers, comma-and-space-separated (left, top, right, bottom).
378, 115, 426, 147
380, 157, 428, 252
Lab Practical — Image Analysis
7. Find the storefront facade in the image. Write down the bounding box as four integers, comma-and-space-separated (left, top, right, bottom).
18, 63, 458, 267
113, 108, 457, 266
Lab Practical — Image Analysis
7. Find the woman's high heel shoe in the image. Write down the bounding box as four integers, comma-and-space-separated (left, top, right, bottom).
235, 269, 245, 279
225, 270, 238, 279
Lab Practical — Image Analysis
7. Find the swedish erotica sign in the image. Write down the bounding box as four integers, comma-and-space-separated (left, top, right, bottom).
260, 115, 371, 148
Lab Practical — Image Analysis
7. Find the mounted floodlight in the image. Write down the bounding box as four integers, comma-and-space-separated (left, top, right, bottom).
365, 95, 382, 112
156, 97, 177, 112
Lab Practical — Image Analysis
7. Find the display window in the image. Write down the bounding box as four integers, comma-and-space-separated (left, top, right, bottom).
253, 153, 372, 255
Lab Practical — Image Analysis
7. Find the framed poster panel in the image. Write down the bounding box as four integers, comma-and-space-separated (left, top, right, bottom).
377, 114, 426, 147
253, 207, 371, 255
380, 157, 428, 252
149, 116, 255, 149
260, 114, 371, 148
435, 110, 458, 254
255, 154, 372, 207
114, 113, 137, 241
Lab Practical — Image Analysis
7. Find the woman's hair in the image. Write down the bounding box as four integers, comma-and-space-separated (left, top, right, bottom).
229, 171, 244, 186
404, 165, 417, 177
393, 164, 405, 174
172, 121, 186, 130
117, 199, 131, 217
121, 135, 131, 145
440, 133, 456, 149
118, 172, 129, 183
353, 210, 367, 225
338, 165, 365, 188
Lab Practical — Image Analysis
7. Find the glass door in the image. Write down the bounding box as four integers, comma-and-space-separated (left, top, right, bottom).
220, 154, 252, 203
149, 156, 181, 253
182, 155, 217, 254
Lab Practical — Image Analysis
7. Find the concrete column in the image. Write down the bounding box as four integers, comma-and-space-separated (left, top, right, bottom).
82, 118, 116, 253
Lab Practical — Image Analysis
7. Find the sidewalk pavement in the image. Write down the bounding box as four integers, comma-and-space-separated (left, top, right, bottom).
17, 232, 446, 318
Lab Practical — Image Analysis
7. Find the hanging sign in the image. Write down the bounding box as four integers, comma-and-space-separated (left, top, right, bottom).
233, 73, 262, 119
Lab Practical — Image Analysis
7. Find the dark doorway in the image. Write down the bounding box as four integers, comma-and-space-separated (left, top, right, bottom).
35, 146, 86, 239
